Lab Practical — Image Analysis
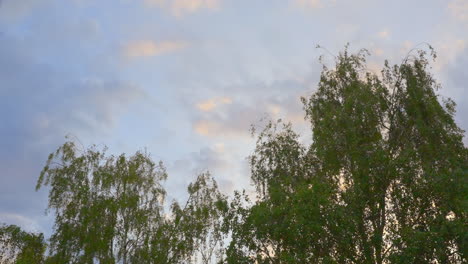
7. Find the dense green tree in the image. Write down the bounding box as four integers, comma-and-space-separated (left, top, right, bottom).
37, 142, 168, 263
0, 223, 46, 264
37, 141, 227, 264
226, 47, 467, 263
225, 122, 337, 263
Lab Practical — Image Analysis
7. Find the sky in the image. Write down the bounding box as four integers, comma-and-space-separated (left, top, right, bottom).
0, 0, 467, 236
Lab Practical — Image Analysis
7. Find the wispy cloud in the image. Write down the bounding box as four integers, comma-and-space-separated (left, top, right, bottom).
196, 97, 232, 111
192, 92, 308, 139
295, 0, 322, 9
448, 0, 468, 22
0, 0, 50, 21
144, 0, 220, 17
76, 78, 147, 130
434, 38, 466, 71
0, 213, 41, 233
294, 0, 337, 9
377, 29, 390, 40
373, 47, 384, 56
124, 40, 187, 58
193, 120, 220, 136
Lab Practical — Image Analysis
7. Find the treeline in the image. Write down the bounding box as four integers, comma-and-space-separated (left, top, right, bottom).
1, 47, 467, 263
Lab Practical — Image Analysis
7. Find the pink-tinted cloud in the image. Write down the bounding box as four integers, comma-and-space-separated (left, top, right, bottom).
124, 40, 187, 58
196, 97, 232, 111
144, 0, 220, 16
448, 0, 468, 22
294, 0, 337, 9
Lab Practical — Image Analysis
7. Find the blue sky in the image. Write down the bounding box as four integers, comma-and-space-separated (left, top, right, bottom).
0, 0, 467, 235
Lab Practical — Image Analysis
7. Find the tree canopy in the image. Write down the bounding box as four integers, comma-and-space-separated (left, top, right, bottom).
0, 224, 46, 264
35, 142, 227, 263
1, 47, 466, 263
225, 47, 467, 263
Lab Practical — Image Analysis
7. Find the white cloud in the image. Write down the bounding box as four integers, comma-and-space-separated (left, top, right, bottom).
144, 0, 166, 7
293, 0, 337, 9
192, 93, 308, 140
448, 0, 468, 22
335, 23, 360, 39
268, 104, 282, 115
213, 142, 225, 153
434, 38, 466, 72
124, 40, 187, 58
377, 30, 390, 40
71, 78, 147, 132
196, 100, 217, 111
144, 0, 220, 16
294, 0, 324, 9
0, 213, 41, 233
193, 120, 221, 136
373, 47, 384, 57
0, 0, 50, 21
196, 97, 232, 111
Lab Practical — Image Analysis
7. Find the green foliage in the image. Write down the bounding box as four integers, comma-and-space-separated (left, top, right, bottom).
0, 223, 46, 264
138, 172, 227, 264
37, 142, 167, 263
226, 46, 467, 263
36, 142, 227, 263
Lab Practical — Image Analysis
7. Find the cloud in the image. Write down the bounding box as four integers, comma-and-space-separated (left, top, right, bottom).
335, 24, 360, 39
433, 38, 466, 72
144, 0, 220, 17
190, 144, 251, 193
186, 80, 316, 197
213, 142, 225, 152
400, 40, 414, 54
192, 93, 309, 139
377, 30, 390, 40
193, 120, 213, 136
124, 40, 187, 58
196, 96, 232, 111
72, 78, 147, 130
193, 114, 251, 138
192, 105, 258, 137
294, 0, 324, 9
196, 100, 217, 111
0, 0, 50, 21
164, 143, 240, 203
373, 47, 384, 57
294, 0, 338, 9
0, 32, 148, 233
172, 0, 220, 16
444, 48, 468, 143
0, 213, 42, 233
192, 146, 229, 171
193, 120, 224, 136
448, 0, 468, 22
